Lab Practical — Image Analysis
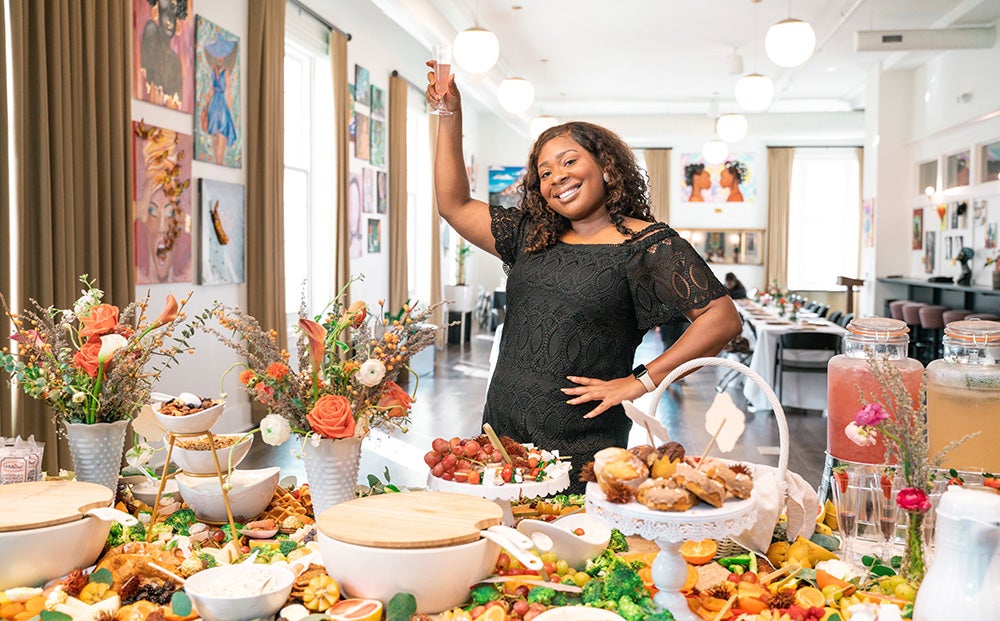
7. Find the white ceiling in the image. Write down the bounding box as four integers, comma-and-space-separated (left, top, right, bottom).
373, 0, 1000, 123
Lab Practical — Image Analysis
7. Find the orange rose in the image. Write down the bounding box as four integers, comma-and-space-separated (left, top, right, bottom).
378, 381, 413, 418
73, 336, 104, 378
79, 304, 120, 338
307, 394, 356, 439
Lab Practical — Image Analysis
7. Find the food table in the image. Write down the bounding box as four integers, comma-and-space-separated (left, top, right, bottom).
427, 469, 571, 526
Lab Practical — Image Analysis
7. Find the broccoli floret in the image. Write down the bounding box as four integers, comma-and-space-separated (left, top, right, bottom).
219, 522, 243, 543
468, 583, 503, 607
581, 578, 606, 605
551, 591, 576, 607
106, 521, 147, 547
149, 522, 175, 540
164, 508, 198, 536
602, 566, 647, 602
616, 596, 646, 621
609, 529, 629, 553
278, 539, 298, 556
526, 586, 556, 605
197, 552, 218, 568
585, 549, 618, 577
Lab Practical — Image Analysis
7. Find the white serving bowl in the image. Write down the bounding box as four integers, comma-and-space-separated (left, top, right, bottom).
533, 607, 626, 621
517, 513, 611, 570
0, 514, 113, 589
169, 434, 253, 475
152, 399, 226, 435
184, 563, 295, 621
175, 467, 279, 523
318, 531, 499, 613
123, 475, 180, 506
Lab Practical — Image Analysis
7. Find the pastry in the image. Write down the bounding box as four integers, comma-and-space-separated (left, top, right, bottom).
593, 447, 648, 491
636, 477, 696, 511
705, 462, 754, 499
672, 462, 726, 508
657, 441, 686, 462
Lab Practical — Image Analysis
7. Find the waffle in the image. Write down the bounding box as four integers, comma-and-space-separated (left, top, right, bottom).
262, 486, 314, 531
290, 564, 329, 601
296, 485, 315, 518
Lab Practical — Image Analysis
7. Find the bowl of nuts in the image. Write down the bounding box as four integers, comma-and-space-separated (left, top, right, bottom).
152, 393, 226, 435
170, 433, 253, 475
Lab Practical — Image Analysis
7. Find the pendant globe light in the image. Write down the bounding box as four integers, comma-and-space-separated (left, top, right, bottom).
765, 1, 815, 68
497, 77, 535, 114
716, 113, 748, 143
453, 27, 500, 74
529, 115, 560, 139
702, 138, 729, 165
735, 1, 774, 112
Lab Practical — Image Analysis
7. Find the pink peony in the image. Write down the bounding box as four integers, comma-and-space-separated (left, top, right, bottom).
897, 487, 932, 513
855, 403, 890, 427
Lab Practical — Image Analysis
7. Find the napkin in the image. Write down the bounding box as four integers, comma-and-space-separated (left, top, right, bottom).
730, 463, 820, 556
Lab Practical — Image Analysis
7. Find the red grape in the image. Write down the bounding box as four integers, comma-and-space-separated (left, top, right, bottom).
441, 453, 458, 470
514, 585, 530, 598
740, 571, 758, 583
441, 471, 454, 481
468, 470, 481, 484
496, 553, 510, 570
454, 469, 470, 483
463, 440, 481, 456
424, 451, 443, 467
431, 463, 445, 477
431, 438, 449, 453
512, 601, 529, 617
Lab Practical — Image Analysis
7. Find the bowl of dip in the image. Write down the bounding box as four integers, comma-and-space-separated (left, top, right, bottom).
183, 563, 295, 621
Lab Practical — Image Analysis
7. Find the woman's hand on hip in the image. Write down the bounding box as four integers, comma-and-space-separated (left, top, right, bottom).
563, 376, 647, 419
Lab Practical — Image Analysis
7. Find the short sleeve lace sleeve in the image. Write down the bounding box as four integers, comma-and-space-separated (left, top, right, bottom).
628, 227, 729, 331
490, 205, 530, 267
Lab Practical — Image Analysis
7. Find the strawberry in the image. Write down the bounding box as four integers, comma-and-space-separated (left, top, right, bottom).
946, 468, 964, 486
833, 469, 849, 494
984, 473, 1000, 491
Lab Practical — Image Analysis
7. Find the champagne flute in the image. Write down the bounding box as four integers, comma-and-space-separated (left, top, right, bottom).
871, 467, 902, 560
831, 468, 864, 565
431, 44, 454, 116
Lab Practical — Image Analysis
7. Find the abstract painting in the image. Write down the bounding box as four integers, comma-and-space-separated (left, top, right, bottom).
194, 16, 241, 168
370, 119, 386, 167
355, 65, 370, 105
371, 85, 385, 118
680, 153, 756, 203
862, 199, 874, 248
367, 218, 381, 254
912, 209, 923, 250
924, 231, 935, 274
362, 167, 374, 213
349, 172, 363, 259
355, 113, 370, 161
133, 0, 194, 112
377, 170, 388, 214
198, 179, 245, 285
489, 166, 526, 209
133, 121, 193, 284
987, 223, 997, 250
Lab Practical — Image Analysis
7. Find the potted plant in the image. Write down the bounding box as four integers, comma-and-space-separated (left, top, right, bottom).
444, 240, 475, 312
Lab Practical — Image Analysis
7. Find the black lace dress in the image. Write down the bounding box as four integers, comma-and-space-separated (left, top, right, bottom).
486, 205, 727, 493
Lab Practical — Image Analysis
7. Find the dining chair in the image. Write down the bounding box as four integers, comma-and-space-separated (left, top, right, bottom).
827, 310, 843, 325
773, 332, 842, 407
838, 312, 853, 328
816, 304, 830, 318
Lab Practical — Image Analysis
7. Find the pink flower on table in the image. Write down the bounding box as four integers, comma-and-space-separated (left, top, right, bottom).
845, 422, 877, 447
897, 487, 932, 513
855, 402, 890, 427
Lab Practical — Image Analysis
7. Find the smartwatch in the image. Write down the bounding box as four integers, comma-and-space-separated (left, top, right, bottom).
631, 364, 657, 392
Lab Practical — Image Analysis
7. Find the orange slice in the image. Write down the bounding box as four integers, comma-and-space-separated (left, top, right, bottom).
479, 605, 508, 621
815, 568, 856, 595
680, 538, 718, 565
327, 598, 384, 621
795, 585, 826, 609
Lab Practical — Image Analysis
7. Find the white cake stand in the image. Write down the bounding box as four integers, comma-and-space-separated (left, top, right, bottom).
427, 467, 571, 525
587, 356, 790, 621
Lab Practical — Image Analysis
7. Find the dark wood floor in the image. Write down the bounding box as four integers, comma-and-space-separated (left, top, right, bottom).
243, 327, 829, 493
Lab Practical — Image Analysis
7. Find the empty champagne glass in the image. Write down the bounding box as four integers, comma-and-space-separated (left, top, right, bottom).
871, 467, 902, 560
430, 44, 453, 116
832, 468, 865, 564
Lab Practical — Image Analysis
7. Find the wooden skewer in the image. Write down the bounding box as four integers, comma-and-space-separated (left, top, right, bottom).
696, 419, 727, 471
483, 423, 513, 464
643, 422, 656, 447
760, 562, 799, 585
712, 593, 739, 621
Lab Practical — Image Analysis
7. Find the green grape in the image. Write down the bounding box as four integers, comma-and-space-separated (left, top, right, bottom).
573, 571, 590, 587
555, 559, 570, 575
540, 551, 557, 564
894, 583, 916, 601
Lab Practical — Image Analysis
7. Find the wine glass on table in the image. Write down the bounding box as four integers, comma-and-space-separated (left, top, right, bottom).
831, 468, 865, 565
430, 44, 454, 116
871, 467, 902, 561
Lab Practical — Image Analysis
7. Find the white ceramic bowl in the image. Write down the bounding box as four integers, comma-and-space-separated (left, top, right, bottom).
0, 514, 112, 589
318, 531, 499, 613
175, 467, 280, 523
152, 399, 226, 435
533, 606, 626, 621
516, 513, 611, 570
123, 475, 180, 506
169, 434, 253, 475
184, 564, 295, 621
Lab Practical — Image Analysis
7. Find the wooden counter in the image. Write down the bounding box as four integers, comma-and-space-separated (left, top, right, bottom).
878, 276, 1000, 313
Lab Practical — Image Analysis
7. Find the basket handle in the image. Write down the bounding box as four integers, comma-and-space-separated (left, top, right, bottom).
650, 356, 789, 483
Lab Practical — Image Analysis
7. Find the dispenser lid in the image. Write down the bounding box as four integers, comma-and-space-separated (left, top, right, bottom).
845, 317, 909, 342
936, 486, 1000, 523
943, 319, 1000, 344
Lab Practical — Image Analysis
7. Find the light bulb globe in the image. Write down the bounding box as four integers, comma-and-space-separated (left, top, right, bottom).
765, 18, 816, 68
453, 27, 500, 74
702, 139, 729, 165
497, 78, 535, 114
529, 115, 560, 139
716, 114, 748, 143
735, 73, 774, 112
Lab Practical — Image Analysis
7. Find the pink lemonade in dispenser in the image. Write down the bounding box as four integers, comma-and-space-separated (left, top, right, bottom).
827, 318, 924, 464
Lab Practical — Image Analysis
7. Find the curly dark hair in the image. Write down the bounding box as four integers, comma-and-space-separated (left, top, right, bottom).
723, 159, 748, 184
521, 122, 652, 252
146, 0, 189, 20
684, 162, 706, 186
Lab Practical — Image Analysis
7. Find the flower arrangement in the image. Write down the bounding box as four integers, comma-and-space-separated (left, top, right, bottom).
200, 280, 441, 444
0, 276, 190, 425
845, 355, 977, 583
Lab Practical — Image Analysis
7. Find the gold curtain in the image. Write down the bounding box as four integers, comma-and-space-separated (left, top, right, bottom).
247, 0, 287, 416
8, 0, 133, 472
331, 31, 351, 298
766, 147, 795, 287
1, 0, 10, 437
644, 148, 671, 223
429, 116, 444, 346
388, 75, 409, 311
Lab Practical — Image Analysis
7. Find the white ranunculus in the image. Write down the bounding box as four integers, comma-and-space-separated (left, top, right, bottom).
72, 391, 87, 404
260, 414, 291, 446
97, 333, 128, 362
357, 359, 386, 387
845, 422, 877, 447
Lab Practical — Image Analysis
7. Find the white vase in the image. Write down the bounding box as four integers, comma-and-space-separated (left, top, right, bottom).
63, 419, 130, 491
301, 436, 362, 516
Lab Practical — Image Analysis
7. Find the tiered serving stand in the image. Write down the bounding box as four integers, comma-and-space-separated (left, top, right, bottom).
586, 357, 789, 621
427, 468, 571, 526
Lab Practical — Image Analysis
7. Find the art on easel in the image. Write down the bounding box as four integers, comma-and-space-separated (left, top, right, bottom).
133, 0, 194, 112
194, 16, 241, 168
912, 209, 923, 250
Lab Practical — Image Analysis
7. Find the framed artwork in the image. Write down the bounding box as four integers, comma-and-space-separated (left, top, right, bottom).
862, 198, 874, 248
982, 141, 1000, 183
924, 231, 935, 274
918, 160, 937, 195
741, 231, 762, 265
354, 65, 370, 105
194, 16, 242, 168
704, 232, 725, 262
132, 121, 193, 285
679, 152, 756, 203
376, 171, 388, 214
133, 0, 194, 112
489, 166, 527, 209
987, 223, 997, 250
912, 209, 923, 250
974, 199, 988, 226
362, 167, 374, 213
367, 218, 382, 254
198, 179, 245, 285
370, 119, 386, 167
355, 113, 370, 161
945, 150, 971, 188
371, 85, 385, 118
348, 172, 363, 259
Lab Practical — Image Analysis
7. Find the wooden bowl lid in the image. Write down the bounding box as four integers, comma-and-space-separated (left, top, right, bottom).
316, 491, 503, 549
0, 480, 113, 532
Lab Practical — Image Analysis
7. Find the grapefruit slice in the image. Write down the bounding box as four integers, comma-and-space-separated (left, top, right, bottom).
680, 539, 717, 565
326, 598, 384, 621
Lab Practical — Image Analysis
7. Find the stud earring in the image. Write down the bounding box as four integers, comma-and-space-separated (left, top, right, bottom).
603, 172, 610, 183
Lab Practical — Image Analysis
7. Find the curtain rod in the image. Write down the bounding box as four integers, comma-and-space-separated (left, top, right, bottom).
392, 70, 424, 93
288, 0, 351, 40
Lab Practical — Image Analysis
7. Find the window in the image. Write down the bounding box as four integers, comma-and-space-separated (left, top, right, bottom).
406, 88, 432, 304
787, 148, 860, 290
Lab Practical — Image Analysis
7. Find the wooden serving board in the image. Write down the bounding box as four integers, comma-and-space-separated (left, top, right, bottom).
317, 491, 503, 549
0, 480, 113, 532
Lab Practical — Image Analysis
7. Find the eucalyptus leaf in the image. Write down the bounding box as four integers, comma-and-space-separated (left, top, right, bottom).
171, 591, 193, 617
89, 567, 114, 585
39, 613, 73, 621
387, 592, 417, 621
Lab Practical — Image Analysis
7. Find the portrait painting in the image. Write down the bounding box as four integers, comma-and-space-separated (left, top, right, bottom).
198, 179, 245, 285
370, 119, 386, 168
355, 65, 370, 105
362, 167, 375, 214
194, 17, 241, 168
924, 231, 935, 274
355, 113, 371, 161
489, 166, 526, 209
367, 218, 382, 254
132, 121, 193, 285
349, 172, 363, 259
376, 170, 388, 214
987, 223, 997, 250
912, 209, 923, 250
371, 85, 385, 118
680, 153, 755, 203
133, 0, 195, 112
704, 232, 725, 262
